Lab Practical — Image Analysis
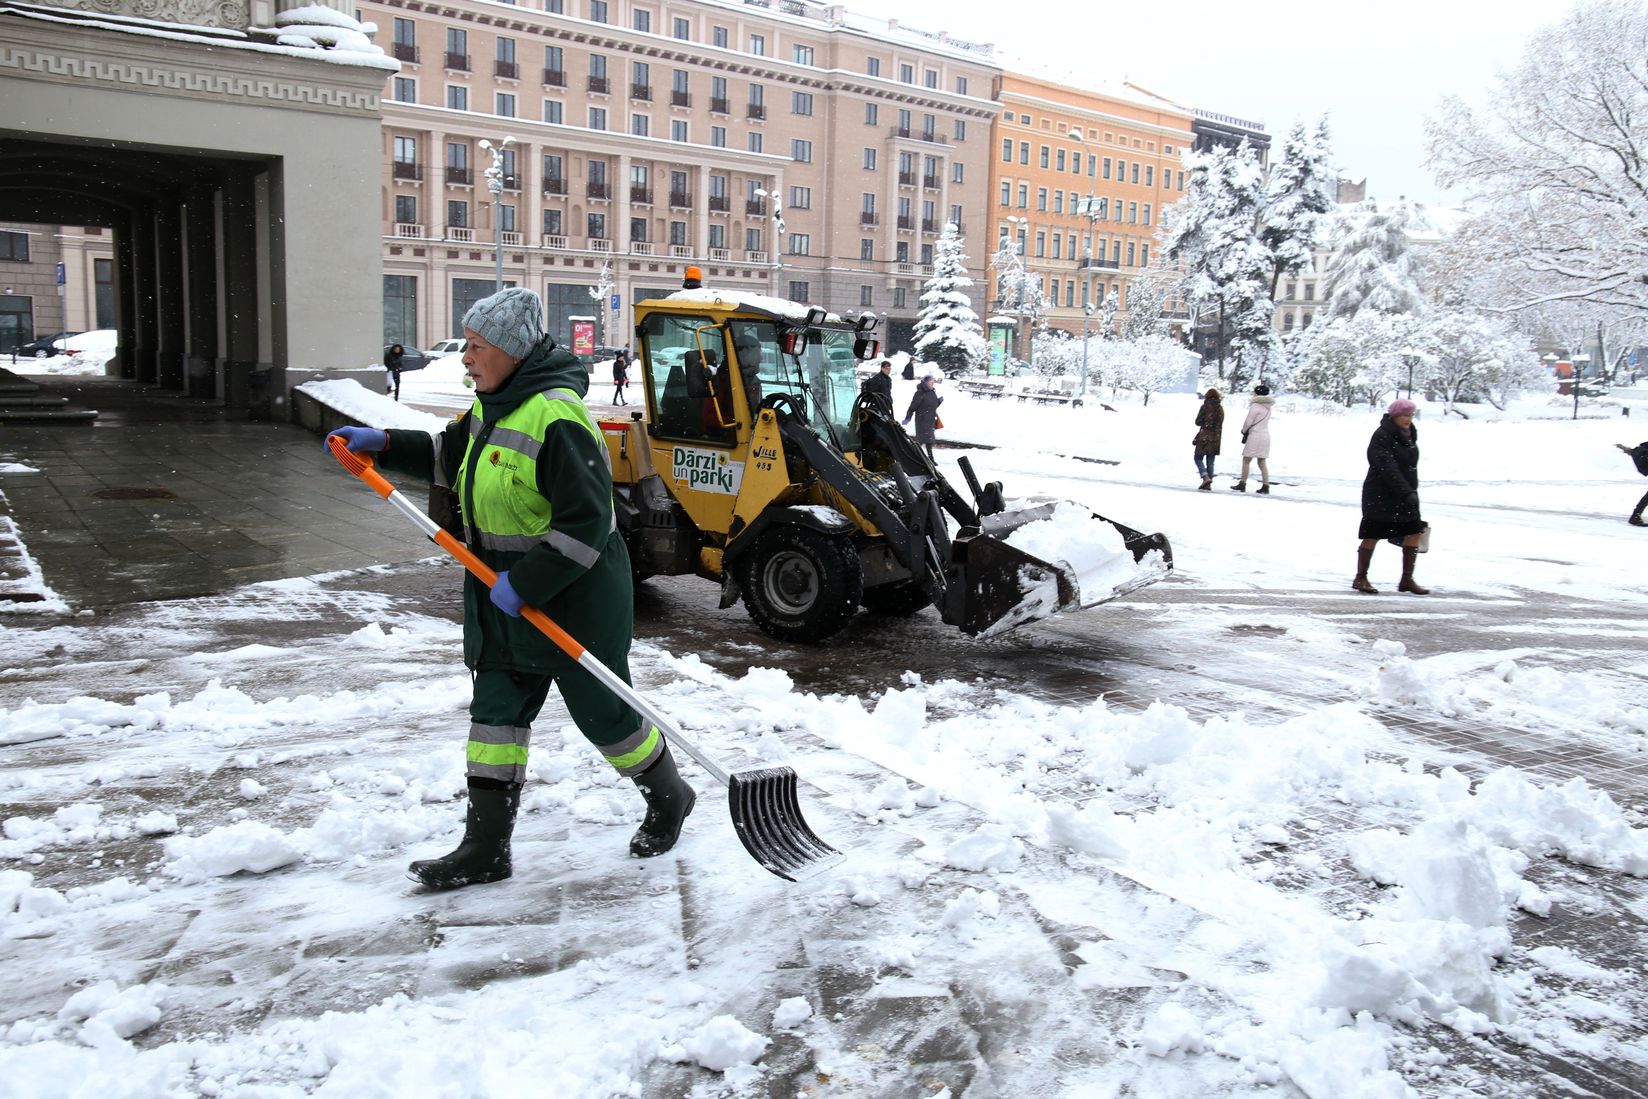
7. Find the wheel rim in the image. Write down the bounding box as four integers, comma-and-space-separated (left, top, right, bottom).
760, 549, 820, 615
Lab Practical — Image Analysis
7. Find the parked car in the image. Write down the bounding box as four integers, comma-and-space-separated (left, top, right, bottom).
384, 344, 432, 371
11, 331, 80, 358
428, 337, 466, 355
62, 330, 118, 358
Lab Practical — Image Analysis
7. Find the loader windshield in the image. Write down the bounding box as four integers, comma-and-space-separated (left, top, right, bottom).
729, 320, 863, 451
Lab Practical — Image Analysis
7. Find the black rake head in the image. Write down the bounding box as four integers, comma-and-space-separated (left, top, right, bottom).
727, 766, 844, 881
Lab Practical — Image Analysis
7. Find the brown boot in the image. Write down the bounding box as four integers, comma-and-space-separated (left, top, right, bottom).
1398, 547, 1430, 594
1352, 543, 1379, 594
1198, 477, 1212, 491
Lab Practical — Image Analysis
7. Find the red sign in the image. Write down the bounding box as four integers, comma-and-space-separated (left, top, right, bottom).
571, 320, 595, 357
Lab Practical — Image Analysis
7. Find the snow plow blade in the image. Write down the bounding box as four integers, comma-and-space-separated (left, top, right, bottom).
945, 501, 1173, 637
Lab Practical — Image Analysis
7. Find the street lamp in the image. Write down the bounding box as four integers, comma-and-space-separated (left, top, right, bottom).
753, 187, 786, 286
1002, 214, 1029, 360
1400, 345, 1418, 399
478, 135, 516, 292
1069, 127, 1100, 400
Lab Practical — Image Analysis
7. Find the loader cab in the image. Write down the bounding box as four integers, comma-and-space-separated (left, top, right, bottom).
726, 318, 864, 453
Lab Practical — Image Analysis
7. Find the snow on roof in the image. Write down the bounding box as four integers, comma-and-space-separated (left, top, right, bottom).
0, 0, 397, 70
665, 288, 852, 326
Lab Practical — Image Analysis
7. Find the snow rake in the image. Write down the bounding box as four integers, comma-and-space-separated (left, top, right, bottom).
328, 436, 843, 881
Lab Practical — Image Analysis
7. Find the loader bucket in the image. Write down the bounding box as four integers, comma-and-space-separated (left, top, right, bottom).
946, 500, 1173, 637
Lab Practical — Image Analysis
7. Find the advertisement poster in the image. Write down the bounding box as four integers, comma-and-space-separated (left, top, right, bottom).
571, 319, 595, 357
988, 326, 1010, 376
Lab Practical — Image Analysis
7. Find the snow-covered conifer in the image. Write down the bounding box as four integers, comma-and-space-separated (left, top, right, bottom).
913, 224, 987, 376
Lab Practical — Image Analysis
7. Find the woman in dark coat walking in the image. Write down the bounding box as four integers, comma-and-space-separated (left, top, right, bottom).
1354, 398, 1428, 595
902, 374, 943, 459
385, 344, 405, 401
1192, 388, 1223, 490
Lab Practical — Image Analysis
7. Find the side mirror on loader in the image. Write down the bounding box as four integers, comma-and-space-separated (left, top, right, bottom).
854, 338, 880, 360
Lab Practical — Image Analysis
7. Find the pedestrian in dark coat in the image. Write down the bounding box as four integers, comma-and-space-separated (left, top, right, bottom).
326, 288, 695, 892
902, 374, 943, 459
1192, 388, 1223, 490
1616, 441, 1648, 526
1353, 397, 1428, 595
861, 359, 894, 414
612, 349, 629, 405
385, 344, 405, 401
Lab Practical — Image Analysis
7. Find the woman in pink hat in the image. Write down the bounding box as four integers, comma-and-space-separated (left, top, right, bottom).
1353, 398, 1428, 594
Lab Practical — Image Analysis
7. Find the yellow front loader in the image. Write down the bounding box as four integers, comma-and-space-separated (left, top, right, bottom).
598, 289, 1172, 644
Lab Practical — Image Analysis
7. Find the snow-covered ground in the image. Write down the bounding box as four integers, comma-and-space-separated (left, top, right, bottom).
2, 374, 1646, 1097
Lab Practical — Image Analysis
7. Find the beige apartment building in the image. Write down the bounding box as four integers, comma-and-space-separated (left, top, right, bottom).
368, 0, 1001, 353
988, 74, 1195, 345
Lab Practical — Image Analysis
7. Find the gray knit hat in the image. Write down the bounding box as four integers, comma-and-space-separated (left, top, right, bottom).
463, 287, 544, 360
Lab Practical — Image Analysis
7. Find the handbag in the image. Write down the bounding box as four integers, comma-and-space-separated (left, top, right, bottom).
1241, 429, 1250, 444
935, 416, 944, 430
1386, 522, 1430, 553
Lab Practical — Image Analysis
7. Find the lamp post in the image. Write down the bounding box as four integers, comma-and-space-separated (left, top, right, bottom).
1069, 127, 1100, 400
1571, 351, 1590, 421
1400, 344, 1417, 399
753, 187, 786, 289
478, 135, 516, 292
1002, 214, 1029, 361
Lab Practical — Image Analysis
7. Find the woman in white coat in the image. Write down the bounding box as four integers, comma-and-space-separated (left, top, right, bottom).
1231, 383, 1275, 494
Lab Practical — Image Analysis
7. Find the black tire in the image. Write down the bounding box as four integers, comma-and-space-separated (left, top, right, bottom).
860, 580, 931, 617
737, 525, 862, 643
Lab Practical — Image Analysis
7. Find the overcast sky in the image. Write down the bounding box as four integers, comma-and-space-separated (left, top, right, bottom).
878, 0, 1583, 209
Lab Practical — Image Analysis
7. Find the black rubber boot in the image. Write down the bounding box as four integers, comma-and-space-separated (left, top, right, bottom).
408, 778, 520, 890
630, 742, 696, 857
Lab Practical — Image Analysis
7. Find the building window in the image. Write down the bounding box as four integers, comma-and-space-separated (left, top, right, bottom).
631, 114, 648, 136
742, 226, 758, 251
1127, 240, 1136, 266
587, 212, 606, 239
860, 285, 874, 307
588, 0, 606, 22
712, 25, 728, 48
749, 33, 764, 55
1001, 138, 1011, 162
588, 106, 606, 130
543, 208, 562, 235
1051, 234, 1061, 260
865, 102, 878, 126
954, 119, 966, 141
863, 148, 877, 170
447, 86, 467, 110
893, 287, 906, 308
544, 100, 562, 123
1103, 157, 1112, 180
1144, 165, 1153, 187
632, 8, 649, 31
1053, 191, 1064, 214
669, 220, 687, 245
788, 233, 810, 255
953, 163, 964, 184
447, 199, 468, 227
899, 63, 913, 83
1016, 183, 1028, 208
789, 185, 811, 209
711, 126, 726, 147
1034, 231, 1045, 257
383, 275, 416, 347
544, 0, 562, 10
496, 93, 515, 117
792, 91, 813, 116
1142, 203, 1151, 226
793, 44, 814, 65
394, 194, 417, 224
500, 204, 516, 232
924, 68, 938, 88
1128, 201, 1137, 224
672, 120, 687, 141
860, 238, 874, 260
1055, 149, 1066, 172
867, 57, 880, 77
747, 132, 762, 153
1019, 141, 1029, 165
788, 281, 810, 302
630, 216, 646, 242
392, 16, 415, 51
1036, 188, 1047, 211
791, 139, 812, 162
1140, 243, 1149, 267
1131, 162, 1140, 184
393, 135, 417, 166
956, 75, 968, 95
393, 77, 415, 102
446, 27, 467, 66
672, 16, 689, 39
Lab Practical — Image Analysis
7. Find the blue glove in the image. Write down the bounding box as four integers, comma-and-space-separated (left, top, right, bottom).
490, 570, 525, 617
324, 426, 387, 454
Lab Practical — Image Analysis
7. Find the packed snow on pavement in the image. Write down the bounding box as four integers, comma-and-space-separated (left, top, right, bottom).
1, 379, 1647, 1097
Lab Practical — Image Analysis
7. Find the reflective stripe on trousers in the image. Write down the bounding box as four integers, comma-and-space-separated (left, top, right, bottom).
467, 721, 532, 784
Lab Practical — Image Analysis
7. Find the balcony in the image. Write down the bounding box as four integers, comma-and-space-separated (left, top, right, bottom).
587, 181, 610, 200
393, 222, 423, 238
630, 186, 653, 205
709, 96, 729, 114
543, 67, 565, 87
708, 247, 731, 261
446, 166, 471, 185
708, 195, 729, 212
391, 162, 422, 181
745, 199, 765, 215
746, 103, 765, 120
542, 233, 568, 249
589, 238, 612, 252
542, 177, 567, 196
922, 175, 940, 189
858, 211, 879, 227
745, 249, 767, 263
896, 215, 913, 230
668, 190, 691, 207
897, 171, 915, 186
921, 218, 937, 233
445, 51, 469, 71
391, 42, 418, 63
500, 231, 522, 246
447, 225, 474, 242
896, 262, 915, 274
671, 90, 691, 108
631, 241, 653, 255
630, 83, 652, 100
890, 125, 946, 145
1078, 256, 1121, 270
588, 75, 610, 94
495, 60, 518, 79
669, 244, 692, 258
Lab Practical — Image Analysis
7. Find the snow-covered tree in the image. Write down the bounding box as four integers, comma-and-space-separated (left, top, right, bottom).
1030, 330, 1082, 381
588, 259, 614, 347
1411, 310, 1536, 409
1261, 118, 1336, 299
1120, 270, 1171, 342
1427, 0, 1648, 312
914, 223, 987, 376
1321, 199, 1426, 320
990, 236, 1047, 328
1162, 141, 1275, 388
1113, 334, 1192, 406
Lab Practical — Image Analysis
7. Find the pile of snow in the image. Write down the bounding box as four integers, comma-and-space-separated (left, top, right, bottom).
1001, 500, 1170, 605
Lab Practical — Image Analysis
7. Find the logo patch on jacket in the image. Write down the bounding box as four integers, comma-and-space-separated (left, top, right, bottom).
490, 449, 501, 466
